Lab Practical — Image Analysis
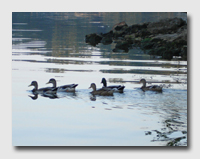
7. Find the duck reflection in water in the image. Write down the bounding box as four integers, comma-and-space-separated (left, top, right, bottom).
28, 91, 58, 100
90, 94, 96, 101
28, 91, 78, 100
28, 94, 38, 100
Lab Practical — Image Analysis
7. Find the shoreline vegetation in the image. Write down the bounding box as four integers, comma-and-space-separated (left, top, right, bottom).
85, 17, 187, 60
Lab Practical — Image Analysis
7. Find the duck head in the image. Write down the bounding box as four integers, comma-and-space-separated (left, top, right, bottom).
89, 83, 97, 91
101, 78, 107, 87
46, 78, 57, 88
139, 79, 146, 87
28, 81, 38, 90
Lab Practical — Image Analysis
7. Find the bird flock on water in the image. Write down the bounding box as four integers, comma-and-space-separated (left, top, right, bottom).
28, 78, 163, 99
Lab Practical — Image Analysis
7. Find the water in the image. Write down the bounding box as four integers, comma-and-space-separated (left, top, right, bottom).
12, 12, 187, 146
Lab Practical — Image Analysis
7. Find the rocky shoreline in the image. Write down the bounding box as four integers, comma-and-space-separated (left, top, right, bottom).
85, 17, 187, 60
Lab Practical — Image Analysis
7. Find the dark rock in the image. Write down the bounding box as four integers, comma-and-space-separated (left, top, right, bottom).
147, 18, 186, 34
149, 47, 166, 56
101, 36, 113, 45
125, 23, 149, 34
115, 40, 131, 49
113, 40, 132, 52
112, 22, 129, 39
180, 46, 187, 60
141, 38, 155, 50
113, 30, 126, 39
124, 34, 135, 44
85, 33, 102, 46
85, 18, 187, 60
112, 21, 128, 31
136, 29, 151, 38
162, 50, 173, 60
100, 30, 113, 37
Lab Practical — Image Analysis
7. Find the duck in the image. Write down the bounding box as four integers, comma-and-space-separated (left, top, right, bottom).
46, 78, 78, 92
89, 83, 114, 96
28, 81, 54, 94
139, 79, 162, 92
101, 78, 125, 93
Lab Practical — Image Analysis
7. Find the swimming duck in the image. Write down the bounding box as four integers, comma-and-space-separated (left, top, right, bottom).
28, 81, 53, 94
101, 78, 125, 93
46, 78, 78, 92
89, 83, 114, 96
139, 79, 162, 92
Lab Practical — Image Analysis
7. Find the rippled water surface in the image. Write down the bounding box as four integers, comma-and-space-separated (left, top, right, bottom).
12, 12, 187, 146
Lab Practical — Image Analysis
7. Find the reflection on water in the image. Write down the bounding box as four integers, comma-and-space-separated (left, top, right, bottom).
28, 91, 77, 100
26, 88, 187, 146
12, 12, 187, 146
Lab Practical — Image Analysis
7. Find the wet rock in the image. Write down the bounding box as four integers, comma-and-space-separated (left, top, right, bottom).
136, 29, 151, 38
134, 37, 142, 43
100, 30, 113, 37
85, 33, 102, 46
113, 40, 132, 52
112, 21, 128, 31
124, 34, 135, 44
147, 17, 186, 34
140, 38, 155, 49
180, 45, 187, 60
85, 18, 187, 60
101, 36, 113, 45
125, 23, 149, 34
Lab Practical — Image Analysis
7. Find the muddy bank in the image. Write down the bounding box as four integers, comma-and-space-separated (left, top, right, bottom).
85, 18, 187, 60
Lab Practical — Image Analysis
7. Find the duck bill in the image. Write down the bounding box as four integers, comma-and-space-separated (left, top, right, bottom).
46, 82, 50, 84
28, 84, 32, 87
88, 86, 91, 89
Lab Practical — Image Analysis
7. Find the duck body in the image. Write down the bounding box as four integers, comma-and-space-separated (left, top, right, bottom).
139, 79, 162, 92
46, 78, 78, 93
101, 78, 125, 93
89, 83, 114, 96
28, 81, 54, 94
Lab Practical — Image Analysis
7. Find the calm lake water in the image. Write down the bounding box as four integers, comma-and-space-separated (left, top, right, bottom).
12, 12, 187, 146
